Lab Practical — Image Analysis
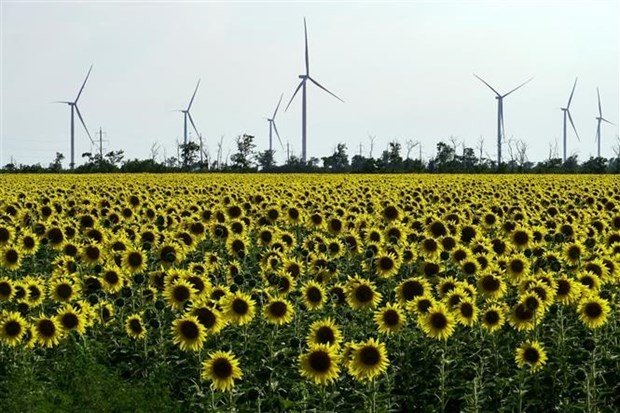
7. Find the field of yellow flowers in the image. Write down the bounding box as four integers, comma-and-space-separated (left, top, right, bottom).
0, 174, 618, 412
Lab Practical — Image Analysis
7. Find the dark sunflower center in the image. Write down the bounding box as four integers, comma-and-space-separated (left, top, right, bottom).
584, 302, 602, 318
460, 303, 474, 318
105, 271, 120, 285
383, 309, 400, 326
0, 281, 12, 297
557, 279, 570, 295
212, 358, 233, 378
61, 313, 79, 329
56, 283, 72, 299
37, 319, 56, 337
417, 299, 432, 313
481, 276, 500, 292
384, 206, 398, 220
173, 286, 190, 302
86, 246, 100, 260
127, 252, 143, 268
269, 301, 288, 318
161, 246, 176, 262
430, 312, 448, 329
515, 303, 534, 321
0, 228, 9, 243
359, 346, 381, 366
28, 286, 41, 300
315, 326, 335, 344
568, 246, 580, 260
510, 259, 524, 273
379, 257, 394, 271
306, 287, 323, 303
580, 276, 594, 288
484, 310, 500, 325
5, 249, 18, 264
47, 228, 64, 244
513, 231, 529, 245
23, 237, 36, 249
309, 350, 332, 373
194, 308, 217, 328
402, 281, 423, 300
525, 296, 539, 311
523, 347, 540, 363
232, 299, 249, 315
448, 294, 462, 307
180, 320, 200, 339
4, 320, 21, 337
129, 319, 143, 333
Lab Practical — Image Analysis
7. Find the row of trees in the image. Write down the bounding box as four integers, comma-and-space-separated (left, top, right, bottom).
3, 135, 620, 174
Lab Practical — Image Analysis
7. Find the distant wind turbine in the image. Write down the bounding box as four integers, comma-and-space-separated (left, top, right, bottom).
176, 79, 201, 146
266, 94, 284, 152
285, 18, 344, 162
474, 74, 533, 166
595, 88, 616, 158
55, 65, 94, 169
561, 78, 580, 163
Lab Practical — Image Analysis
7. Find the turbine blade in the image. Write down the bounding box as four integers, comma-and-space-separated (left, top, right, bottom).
188, 112, 200, 137
308, 77, 344, 103
188, 79, 201, 111
597, 88, 602, 117
567, 110, 580, 141
566, 77, 577, 108
473, 74, 500, 96
75, 65, 93, 103
285, 81, 304, 112
273, 93, 283, 119
304, 18, 309, 75
272, 121, 285, 150
502, 77, 534, 98
74, 105, 93, 144
601, 118, 616, 126
53, 101, 73, 104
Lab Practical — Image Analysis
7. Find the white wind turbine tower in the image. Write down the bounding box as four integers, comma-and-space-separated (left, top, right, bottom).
55, 65, 94, 170
474, 74, 533, 167
285, 18, 344, 162
176, 80, 201, 146
561, 78, 580, 163
266, 94, 285, 152
595, 88, 616, 158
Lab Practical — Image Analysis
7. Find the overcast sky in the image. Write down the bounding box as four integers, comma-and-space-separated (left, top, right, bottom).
1, 1, 618, 167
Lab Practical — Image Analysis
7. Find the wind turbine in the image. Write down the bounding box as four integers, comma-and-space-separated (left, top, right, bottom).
474, 74, 533, 166
561, 78, 580, 163
266, 94, 284, 152
55, 65, 94, 169
285, 18, 344, 162
595, 88, 616, 158
176, 79, 201, 146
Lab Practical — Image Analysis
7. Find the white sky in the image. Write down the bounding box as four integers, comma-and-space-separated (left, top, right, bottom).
1, 0, 618, 167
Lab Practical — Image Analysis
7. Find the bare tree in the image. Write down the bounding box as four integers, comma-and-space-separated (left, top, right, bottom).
405, 139, 419, 159
150, 141, 161, 161
476, 136, 485, 163
515, 139, 529, 168
548, 139, 559, 160
368, 134, 376, 158
448, 136, 460, 154
613, 135, 620, 158
216, 135, 224, 169
506, 136, 517, 164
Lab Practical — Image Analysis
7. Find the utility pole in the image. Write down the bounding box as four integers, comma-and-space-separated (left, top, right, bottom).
287, 142, 290, 162
358, 142, 363, 157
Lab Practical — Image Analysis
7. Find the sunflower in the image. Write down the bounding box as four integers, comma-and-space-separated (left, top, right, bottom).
374, 303, 407, 335
347, 338, 389, 382
24, 277, 46, 307
510, 228, 532, 250
506, 254, 530, 281
301, 281, 326, 311
564, 242, 584, 265
481, 304, 507, 333
95, 301, 115, 326
121, 248, 147, 274
577, 272, 601, 292
477, 272, 507, 301
508, 302, 537, 331
555, 275, 580, 305
515, 340, 548, 372
420, 303, 456, 340
190, 305, 226, 334
263, 297, 295, 325
0, 246, 22, 270
373, 252, 400, 278
49, 276, 80, 303
454, 298, 478, 327
396, 277, 431, 304
346, 276, 382, 310
201, 350, 243, 391
436, 276, 459, 298
101, 267, 126, 293
33, 315, 63, 347
56, 304, 87, 335
577, 295, 610, 329
125, 313, 147, 340
408, 295, 436, 316
172, 315, 206, 351
0, 311, 28, 346
222, 291, 256, 326
307, 318, 342, 348
164, 279, 196, 311
0, 277, 15, 301
299, 343, 341, 386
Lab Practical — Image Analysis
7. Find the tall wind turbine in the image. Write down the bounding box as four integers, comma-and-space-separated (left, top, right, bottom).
176, 80, 201, 146
266, 94, 284, 152
561, 78, 580, 163
474, 74, 533, 166
595, 88, 616, 158
285, 18, 344, 162
55, 65, 94, 170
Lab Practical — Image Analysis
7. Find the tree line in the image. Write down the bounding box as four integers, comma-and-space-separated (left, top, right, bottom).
2, 134, 620, 174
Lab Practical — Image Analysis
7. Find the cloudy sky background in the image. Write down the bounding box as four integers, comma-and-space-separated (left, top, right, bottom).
1, 1, 618, 167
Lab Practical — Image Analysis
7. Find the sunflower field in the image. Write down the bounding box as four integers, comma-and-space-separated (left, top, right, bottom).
0, 174, 619, 412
